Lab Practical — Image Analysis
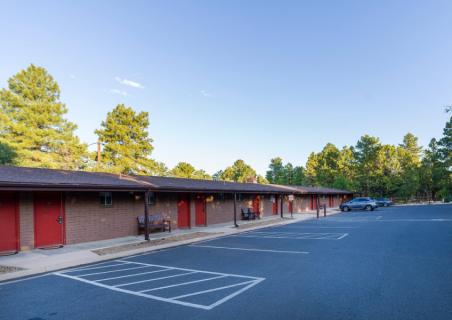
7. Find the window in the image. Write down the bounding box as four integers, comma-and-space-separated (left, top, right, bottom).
147, 192, 155, 205
99, 192, 112, 207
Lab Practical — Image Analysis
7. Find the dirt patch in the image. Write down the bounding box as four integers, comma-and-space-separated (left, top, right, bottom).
237, 218, 286, 229
92, 232, 219, 256
0, 265, 25, 274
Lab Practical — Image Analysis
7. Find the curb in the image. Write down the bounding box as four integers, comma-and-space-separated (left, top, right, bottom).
0, 210, 339, 282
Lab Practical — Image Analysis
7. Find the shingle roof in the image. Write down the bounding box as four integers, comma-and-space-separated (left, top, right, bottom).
135, 175, 294, 194
0, 166, 151, 191
286, 185, 352, 195
0, 166, 351, 195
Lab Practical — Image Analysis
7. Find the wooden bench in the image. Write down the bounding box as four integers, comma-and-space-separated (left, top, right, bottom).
241, 208, 257, 220
137, 214, 171, 234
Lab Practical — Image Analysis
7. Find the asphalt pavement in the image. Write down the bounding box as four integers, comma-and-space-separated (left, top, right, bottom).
1, 204, 451, 320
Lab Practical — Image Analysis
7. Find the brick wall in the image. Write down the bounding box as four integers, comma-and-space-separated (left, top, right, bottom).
65, 191, 143, 244
19, 192, 34, 250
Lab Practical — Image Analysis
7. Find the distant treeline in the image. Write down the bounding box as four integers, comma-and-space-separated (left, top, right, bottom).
0, 65, 451, 201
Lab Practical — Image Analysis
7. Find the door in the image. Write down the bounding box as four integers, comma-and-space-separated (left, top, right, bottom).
252, 196, 260, 214
0, 192, 19, 253
311, 195, 318, 210
329, 195, 334, 207
288, 200, 293, 213
272, 195, 278, 215
177, 195, 190, 228
34, 192, 64, 248
195, 195, 206, 226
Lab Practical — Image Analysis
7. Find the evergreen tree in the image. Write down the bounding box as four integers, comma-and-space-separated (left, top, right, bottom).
170, 162, 211, 180
0, 64, 87, 169
219, 159, 258, 183
305, 152, 319, 186
353, 135, 381, 195
265, 157, 286, 184
95, 104, 164, 175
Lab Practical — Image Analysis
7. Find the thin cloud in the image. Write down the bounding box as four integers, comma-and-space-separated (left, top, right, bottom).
109, 89, 128, 97
200, 89, 212, 97
115, 76, 144, 89
69, 74, 76, 79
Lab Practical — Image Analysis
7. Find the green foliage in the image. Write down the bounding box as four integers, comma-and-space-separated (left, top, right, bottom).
266, 157, 306, 185
170, 162, 212, 180
0, 64, 87, 169
95, 104, 165, 175
218, 159, 258, 183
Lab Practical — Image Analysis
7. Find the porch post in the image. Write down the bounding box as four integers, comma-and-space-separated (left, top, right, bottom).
144, 191, 150, 241
233, 193, 238, 227
280, 194, 284, 218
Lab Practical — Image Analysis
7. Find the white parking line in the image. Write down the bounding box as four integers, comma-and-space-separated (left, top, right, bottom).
139, 275, 226, 293
76, 265, 152, 277
114, 271, 198, 287
170, 280, 256, 299
234, 232, 348, 240
191, 245, 309, 254
54, 260, 265, 310
95, 268, 171, 282
65, 262, 131, 273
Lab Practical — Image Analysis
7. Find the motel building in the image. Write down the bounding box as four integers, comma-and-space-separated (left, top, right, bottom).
0, 166, 352, 254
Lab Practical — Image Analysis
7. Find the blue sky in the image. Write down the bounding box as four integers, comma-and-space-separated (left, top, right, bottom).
1, 1, 451, 175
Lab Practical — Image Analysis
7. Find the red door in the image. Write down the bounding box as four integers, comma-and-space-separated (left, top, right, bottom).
177, 195, 191, 228
195, 195, 206, 226
252, 196, 260, 214
34, 193, 64, 248
0, 192, 19, 253
272, 195, 278, 215
311, 195, 318, 210
288, 201, 293, 213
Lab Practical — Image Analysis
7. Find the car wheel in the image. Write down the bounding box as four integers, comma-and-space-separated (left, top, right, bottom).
344, 206, 350, 212
384, 203, 388, 207
365, 205, 371, 211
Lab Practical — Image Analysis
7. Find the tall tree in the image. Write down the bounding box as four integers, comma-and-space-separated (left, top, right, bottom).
219, 159, 258, 183
170, 162, 211, 180
305, 152, 319, 186
266, 157, 286, 184
95, 104, 164, 175
0, 64, 87, 169
353, 135, 381, 195
397, 133, 422, 199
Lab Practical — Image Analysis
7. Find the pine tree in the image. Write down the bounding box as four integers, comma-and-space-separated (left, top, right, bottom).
170, 162, 211, 180
95, 104, 164, 175
0, 64, 87, 169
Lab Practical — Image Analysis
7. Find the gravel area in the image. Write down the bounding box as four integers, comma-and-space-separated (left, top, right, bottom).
92, 232, 219, 256
0, 265, 25, 274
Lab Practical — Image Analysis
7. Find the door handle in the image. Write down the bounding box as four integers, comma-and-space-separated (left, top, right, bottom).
56, 216, 63, 224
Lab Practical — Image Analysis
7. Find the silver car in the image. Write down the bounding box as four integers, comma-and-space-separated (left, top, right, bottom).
340, 197, 378, 211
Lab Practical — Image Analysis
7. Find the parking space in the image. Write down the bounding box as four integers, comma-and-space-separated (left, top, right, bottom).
54, 260, 264, 310
1, 204, 451, 320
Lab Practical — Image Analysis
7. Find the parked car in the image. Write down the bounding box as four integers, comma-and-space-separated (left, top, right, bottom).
340, 197, 378, 211
375, 197, 394, 207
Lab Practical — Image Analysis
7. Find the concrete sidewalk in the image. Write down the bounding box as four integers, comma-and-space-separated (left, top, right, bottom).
0, 209, 340, 282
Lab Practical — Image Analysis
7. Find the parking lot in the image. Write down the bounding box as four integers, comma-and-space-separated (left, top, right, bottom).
1, 204, 451, 320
